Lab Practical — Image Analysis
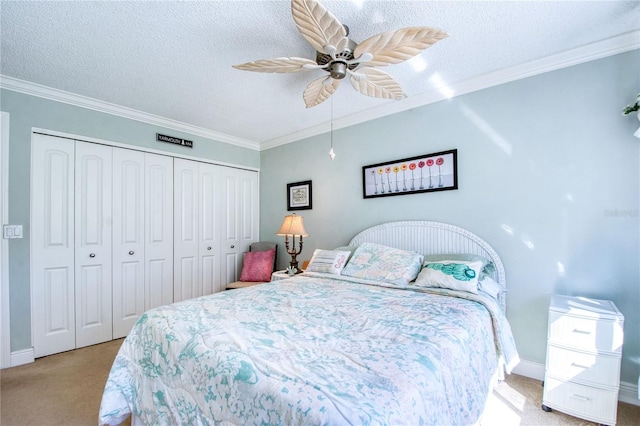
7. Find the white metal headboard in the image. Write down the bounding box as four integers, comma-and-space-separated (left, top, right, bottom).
348, 221, 507, 312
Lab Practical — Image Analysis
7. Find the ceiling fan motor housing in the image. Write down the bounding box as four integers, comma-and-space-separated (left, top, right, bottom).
315, 38, 358, 79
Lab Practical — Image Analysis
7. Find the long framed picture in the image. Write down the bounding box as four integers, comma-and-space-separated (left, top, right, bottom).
362, 149, 457, 198
287, 180, 312, 210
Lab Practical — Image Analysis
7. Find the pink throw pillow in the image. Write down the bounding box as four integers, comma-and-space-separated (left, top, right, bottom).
240, 249, 275, 282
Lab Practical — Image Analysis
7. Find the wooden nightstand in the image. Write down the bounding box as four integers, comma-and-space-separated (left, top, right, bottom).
271, 270, 293, 281
225, 280, 267, 290
542, 294, 624, 425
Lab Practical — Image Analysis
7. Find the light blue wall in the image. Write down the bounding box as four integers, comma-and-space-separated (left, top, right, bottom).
260, 51, 640, 385
1, 89, 260, 351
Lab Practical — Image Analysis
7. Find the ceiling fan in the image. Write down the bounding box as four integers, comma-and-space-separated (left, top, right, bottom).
233, 0, 448, 108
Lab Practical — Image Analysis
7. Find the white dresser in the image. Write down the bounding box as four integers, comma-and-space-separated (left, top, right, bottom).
542, 294, 624, 425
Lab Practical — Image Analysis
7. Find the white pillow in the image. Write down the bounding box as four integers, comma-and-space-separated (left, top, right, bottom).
478, 276, 502, 299
414, 260, 483, 294
305, 249, 351, 275
340, 242, 423, 287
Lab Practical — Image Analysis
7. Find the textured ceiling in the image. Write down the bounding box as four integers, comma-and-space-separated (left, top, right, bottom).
1, 1, 639, 149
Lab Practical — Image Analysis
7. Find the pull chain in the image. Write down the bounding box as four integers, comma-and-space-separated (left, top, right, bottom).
329, 97, 336, 160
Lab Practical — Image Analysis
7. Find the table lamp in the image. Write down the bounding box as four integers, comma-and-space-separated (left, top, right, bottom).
275, 213, 309, 273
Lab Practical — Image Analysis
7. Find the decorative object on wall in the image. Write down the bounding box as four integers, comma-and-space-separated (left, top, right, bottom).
622, 94, 640, 139
156, 133, 193, 148
287, 180, 313, 210
362, 149, 457, 199
276, 213, 309, 273
232, 0, 447, 108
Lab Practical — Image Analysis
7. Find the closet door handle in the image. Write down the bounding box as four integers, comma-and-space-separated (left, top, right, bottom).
89, 253, 96, 258
207, 246, 212, 251
129, 251, 135, 255
230, 245, 235, 249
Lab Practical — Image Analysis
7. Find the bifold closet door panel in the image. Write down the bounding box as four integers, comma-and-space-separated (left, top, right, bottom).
75, 141, 113, 348
174, 158, 200, 302
174, 159, 225, 301
112, 147, 145, 339
221, 168, 240, 286
220, 168, 259, 287
31, 134, 76, 358
238, 169, 259, 259
145, 153, 174, 310
199, 163, 221, 296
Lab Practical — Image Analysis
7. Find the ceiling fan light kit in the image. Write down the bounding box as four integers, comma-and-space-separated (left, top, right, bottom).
233, 0, 447, 108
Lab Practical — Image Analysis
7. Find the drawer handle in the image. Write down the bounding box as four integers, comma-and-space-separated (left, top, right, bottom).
572, 329, 591, 335
570, 394, 590, 402
570, 362, 589, 369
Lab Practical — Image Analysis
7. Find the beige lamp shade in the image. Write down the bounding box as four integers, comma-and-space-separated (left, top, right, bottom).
276, 213, 309, 237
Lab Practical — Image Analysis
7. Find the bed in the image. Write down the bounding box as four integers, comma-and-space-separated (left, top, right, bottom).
99, 220, 519, 425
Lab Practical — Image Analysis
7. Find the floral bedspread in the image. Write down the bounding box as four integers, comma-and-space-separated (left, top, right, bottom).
99, 275, 518, 426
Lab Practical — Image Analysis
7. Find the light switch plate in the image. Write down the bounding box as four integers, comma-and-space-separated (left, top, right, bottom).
3, 225, 23, 239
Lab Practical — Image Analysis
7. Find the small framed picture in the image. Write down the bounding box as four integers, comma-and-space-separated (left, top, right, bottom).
287, 180, 312, 211
362, 149, 458, 198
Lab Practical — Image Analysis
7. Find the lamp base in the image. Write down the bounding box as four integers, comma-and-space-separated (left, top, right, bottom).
288, 262, 304, 274
283, 235, 305, 274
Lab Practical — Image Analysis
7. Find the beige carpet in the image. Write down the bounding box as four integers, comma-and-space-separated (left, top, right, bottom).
1, 339, 638, 425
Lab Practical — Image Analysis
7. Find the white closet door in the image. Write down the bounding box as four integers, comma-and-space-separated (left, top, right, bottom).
220, 168, 259, 286
238, 169, 260, 253
112, 147, 145, 338
145, 153, 174, 310
174, 158, 200, 302
200, 163, 221, 295
75, 141, 113, 348
31, 134, 76, 357
221, 168, 240, 285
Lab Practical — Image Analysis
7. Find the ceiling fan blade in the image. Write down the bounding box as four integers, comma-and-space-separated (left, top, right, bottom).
354, 27, 448, 67
233, 57, 320, 73
303, 76, 340, 108
349, 68, 406, 100
291, 0, 348, 55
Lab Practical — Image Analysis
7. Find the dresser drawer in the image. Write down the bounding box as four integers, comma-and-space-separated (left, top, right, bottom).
543, 377, 618, 425
548, 311, 623, 353
546, 344, 620, 387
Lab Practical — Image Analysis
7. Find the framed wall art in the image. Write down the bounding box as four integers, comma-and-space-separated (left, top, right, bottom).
287, 180, 313, 210
362, 149, 457, 199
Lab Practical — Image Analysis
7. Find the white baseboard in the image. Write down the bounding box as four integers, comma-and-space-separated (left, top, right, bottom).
10, 347, 34, 367
620, 381, 640, 406
512, 359, 639, 407
512, 359, 545, 381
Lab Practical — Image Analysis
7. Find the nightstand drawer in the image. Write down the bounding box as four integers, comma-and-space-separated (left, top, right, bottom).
546, 344, 620, 387
548, 311, 623, 353
543, 377, 618, 425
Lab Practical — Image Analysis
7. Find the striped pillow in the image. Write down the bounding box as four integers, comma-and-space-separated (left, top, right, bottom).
305, 249, 351, 275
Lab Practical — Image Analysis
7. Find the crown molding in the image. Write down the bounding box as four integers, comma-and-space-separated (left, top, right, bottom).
0, 76, 261, 151
260, 30, 640, 150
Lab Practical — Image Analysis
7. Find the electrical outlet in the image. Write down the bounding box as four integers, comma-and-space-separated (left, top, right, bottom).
3, 225, 23, 239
